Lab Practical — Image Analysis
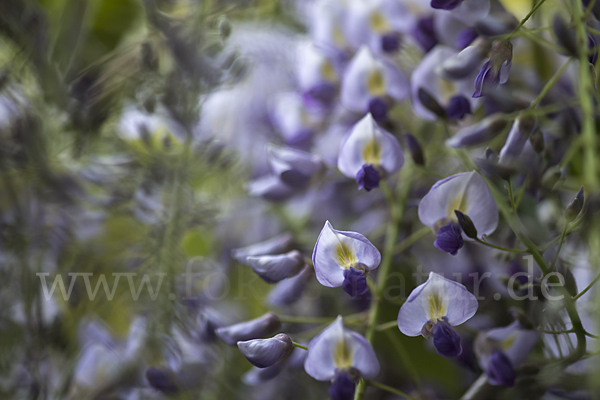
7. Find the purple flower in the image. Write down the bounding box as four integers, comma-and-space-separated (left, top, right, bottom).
456, 28, 478, 49
397, 272, 478, 358
418, 172, 499, 245
340, 46, 409, 114
304, 316, 380, 394
474, 322, 539, 386
237, 333, 293, 368
498, 117, 537, 166
145, 367, 179, 394
267, 144, 324, 189
367, 97, 388, 122
337, 113, 404, 191
411, 46, 478, 121
312, 221, 381, 292
434, 222, 464, 255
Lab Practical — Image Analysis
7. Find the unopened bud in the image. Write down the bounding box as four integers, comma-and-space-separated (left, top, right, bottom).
404, 133, 425, 166
237, 333, 293, 368
418, 88, 446, 119
454, 210, 478, 239
564, 186, 584, 222
216, 313, 281, 346
447, 114, 509, 148
529, 129, 544, 154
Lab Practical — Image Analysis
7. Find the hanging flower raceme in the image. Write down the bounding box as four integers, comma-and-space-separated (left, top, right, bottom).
397, 272, 478, 358
340, 46, 409, 122
418, 171, 498, 255
474, 323, 539, 386
304, 316, 380, 400
312, 221, 381, 298
337, 113, 404, 192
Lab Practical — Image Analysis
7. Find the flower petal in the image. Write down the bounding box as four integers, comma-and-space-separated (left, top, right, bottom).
246, 250, 306, 283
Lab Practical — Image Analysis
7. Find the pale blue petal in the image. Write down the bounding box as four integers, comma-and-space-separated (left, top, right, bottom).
237, 334, 293, 368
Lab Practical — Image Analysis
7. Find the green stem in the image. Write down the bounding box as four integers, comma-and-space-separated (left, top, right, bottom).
507, 180, 517, 214
529, 58, 573, 108
278, 316, 335, 324
366, 380, 417, 400
475, 238, 528, 253
384, 330, 422, 389
573, 271, 600, 301
549, 223, 569, 271
573, 0, 600, 190
292, 342, 308, 351
393, 226, 432, 253
354, 166, 412, 400
506, 0, 548, 40
376, 320, 399, 332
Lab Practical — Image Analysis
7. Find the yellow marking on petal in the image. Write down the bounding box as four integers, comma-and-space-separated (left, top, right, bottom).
426, 290, 448, 322
500, 335, 516, 351
447, 195, 468, 221
335, 241, 358, 269
439, 79, 456, 103
321, 60, 338, 82
334, 336, 354, 369
362, 137, 381, 165
333, 25, 346, 48
367, 70, 386, 97
369, 12, 390, 34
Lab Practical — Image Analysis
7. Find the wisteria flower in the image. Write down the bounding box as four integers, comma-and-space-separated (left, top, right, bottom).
473, 40, 513, 98
397, 272, 478, 357
418, 171, 498, 255
337, 113, 404, 191
246, 250, 306, 284
266, 144, 325, 189
312, 221, 381, 297
474, 323, 539, 386
340, 46, 409, 121
304, 316, 380, 400
216, 313, 281, 346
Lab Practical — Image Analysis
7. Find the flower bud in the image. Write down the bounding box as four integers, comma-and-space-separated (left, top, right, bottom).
404, 133, 425, 166
246, 250, 305, 284
267, 144, 324, 189
439, 38, 491, 81
145, 367, 179, 394
454, 210, 478, 239
434, 222, 464, 255
446, 95, 472, 120
565, 186, 584, 222
237, 333, 293, 368
216, 313, 281, 346
231, 234, 295, 265
446, 114, 509, 148
430, 0, 463, 10
529, 129, 544, 154
418, 88, 446, 119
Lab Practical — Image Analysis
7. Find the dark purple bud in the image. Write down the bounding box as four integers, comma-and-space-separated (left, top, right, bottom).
433, 320, 462, 358
404, 133, 425, 166
589, 35, 598, 65
356, 164, 381, 191
446, 95, 471, 120
329, 370, 356, 400
434, 222, 464, 255
367, 97, 388, 122
456, 28, 478, 49
565, 186, 584, 222
430, 0, 464, 10
381, 32, 401, 53
418, 88, 446, 119
145, 367, 179, 394
487, 350, 515, 386
454, 210, 478, 239
342, 267, 368, 298
413, 17, 438, 53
